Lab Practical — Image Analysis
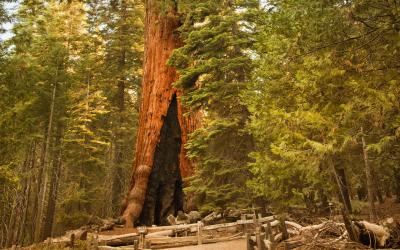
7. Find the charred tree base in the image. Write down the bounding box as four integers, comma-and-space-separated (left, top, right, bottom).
139, 95, 184, 226
122, 0, 200, 227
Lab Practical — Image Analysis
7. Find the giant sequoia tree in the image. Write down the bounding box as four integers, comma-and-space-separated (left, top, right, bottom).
122, 0, 200, 227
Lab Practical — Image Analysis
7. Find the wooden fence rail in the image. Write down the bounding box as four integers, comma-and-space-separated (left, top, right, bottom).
45, 214, 291, 249
129, 214, 289, 250
246, 215, 291, 250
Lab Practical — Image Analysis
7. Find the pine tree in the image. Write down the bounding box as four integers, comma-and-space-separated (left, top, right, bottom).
0, 0, 144, 243
100, 0, 144, 217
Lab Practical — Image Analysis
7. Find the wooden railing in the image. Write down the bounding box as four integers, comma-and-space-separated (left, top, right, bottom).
40, 213, 297, 249
109, 214, 293, 249
245, 215, 291, 250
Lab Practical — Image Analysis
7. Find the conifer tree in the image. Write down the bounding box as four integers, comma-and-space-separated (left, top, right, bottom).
245, 0, 400, 215
100, 0, 144, 217
0, 0, 144, 244
169, 0, 261, 213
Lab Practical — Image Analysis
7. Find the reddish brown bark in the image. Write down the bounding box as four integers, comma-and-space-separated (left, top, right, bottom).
177, 92, 201, 178
122, 0, 199, 227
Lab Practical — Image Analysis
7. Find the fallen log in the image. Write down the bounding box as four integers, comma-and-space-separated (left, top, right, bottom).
354, 220, 390, 248
98, 233, 139, 247
274, 232, 282, 242
66, 229, 88, 241
285, 221, 303, 231
287, 229, 299, 235
202, 212, 222, 224
262, 219, 280, 229
299, 221, 344, 234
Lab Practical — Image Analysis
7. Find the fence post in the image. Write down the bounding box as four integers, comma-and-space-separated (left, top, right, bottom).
69, 233, 75, 248
197, 221, 203, 245
86, 235, 92, 250
284, 241, 291, 250
138, 226, 147, 249
266, 221, 276, 250
279, 216, 289, 240
256, 226, 266, 250
133, 240, 139, 250
241, 214, 247, 233
253, 213, 259, 227
93, 234, 99, 250
145, 241, 151, 249
246, 232, 252, 250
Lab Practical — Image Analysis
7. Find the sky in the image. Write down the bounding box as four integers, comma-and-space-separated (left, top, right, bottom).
0, 1, 19, 41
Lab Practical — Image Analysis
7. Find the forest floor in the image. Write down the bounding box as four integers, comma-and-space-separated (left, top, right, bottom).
345, 198, 400, 222
287, 198, 400, 226
366, 198, 400, 220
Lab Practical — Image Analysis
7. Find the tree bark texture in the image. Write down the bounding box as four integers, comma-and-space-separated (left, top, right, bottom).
35, 83, 57, 242
42, 124, 63, 240
329, 155, 353, 214
361, 131, 377, 221
122, 0, 200, 227
4, 142, 37, 247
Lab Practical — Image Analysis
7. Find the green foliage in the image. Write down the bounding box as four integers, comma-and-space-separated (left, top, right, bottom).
0, 0, 143, 246
244, 0, 400, 209
170, 0, 261, 213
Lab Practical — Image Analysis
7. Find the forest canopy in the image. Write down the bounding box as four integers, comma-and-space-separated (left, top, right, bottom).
1, 0, 400, 248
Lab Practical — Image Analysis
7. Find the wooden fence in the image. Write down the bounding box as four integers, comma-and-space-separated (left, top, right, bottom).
96, 214, 294, 250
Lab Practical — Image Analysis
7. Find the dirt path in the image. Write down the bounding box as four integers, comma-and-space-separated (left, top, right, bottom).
162, 239, 247, 250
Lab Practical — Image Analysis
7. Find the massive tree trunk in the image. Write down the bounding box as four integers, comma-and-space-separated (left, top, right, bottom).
122, 0, 200, 227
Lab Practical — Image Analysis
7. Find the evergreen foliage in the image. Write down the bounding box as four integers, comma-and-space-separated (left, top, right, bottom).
0, 0, 143, 246
244, 0, 400, 209
170, 0, 262, 213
